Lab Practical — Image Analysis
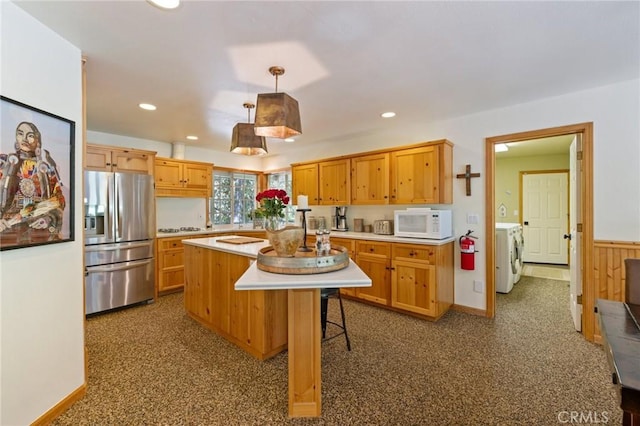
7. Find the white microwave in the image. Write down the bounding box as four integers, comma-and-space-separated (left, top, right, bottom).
394, 209, 453, 239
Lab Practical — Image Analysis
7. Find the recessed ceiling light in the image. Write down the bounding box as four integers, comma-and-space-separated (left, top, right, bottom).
146, 0, 180, 10
139, 103, 157, 111
284, 138, 295, 143
381, 112, 396, 118
495, 144, 509, 153
186, 135, 198, 141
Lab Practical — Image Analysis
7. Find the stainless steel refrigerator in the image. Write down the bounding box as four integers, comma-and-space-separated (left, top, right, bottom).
84, 171, 155, 315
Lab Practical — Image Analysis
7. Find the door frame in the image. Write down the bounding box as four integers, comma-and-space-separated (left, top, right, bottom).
485, 122, 595, 340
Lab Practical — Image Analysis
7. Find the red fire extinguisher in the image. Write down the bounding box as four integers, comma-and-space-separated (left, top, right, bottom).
459, 231, 477, 271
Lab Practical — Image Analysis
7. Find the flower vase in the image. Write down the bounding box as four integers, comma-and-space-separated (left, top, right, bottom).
265, 217, 304, 257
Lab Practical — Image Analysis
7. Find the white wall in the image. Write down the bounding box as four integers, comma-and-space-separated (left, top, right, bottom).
0, 3, 85, 424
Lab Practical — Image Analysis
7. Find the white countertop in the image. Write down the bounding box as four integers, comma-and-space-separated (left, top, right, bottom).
161, 226, 454, 246
182, 235, 372, 290
236, 260, 372, 291
156, 225, 265, 238
323, 231, 455, 245
182, 235, 269, 258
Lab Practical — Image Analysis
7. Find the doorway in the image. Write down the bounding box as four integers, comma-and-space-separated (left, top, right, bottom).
485, 123, 595, 341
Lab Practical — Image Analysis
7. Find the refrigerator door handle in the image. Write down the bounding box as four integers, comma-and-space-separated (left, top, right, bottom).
86, 258, 152, 273
107, 174, 114, 240
84, 241, 153, 252
114, 175, 121, 240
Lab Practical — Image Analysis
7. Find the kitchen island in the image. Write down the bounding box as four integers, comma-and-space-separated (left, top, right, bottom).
182, 235, 372, 417
182, 236, 287, 360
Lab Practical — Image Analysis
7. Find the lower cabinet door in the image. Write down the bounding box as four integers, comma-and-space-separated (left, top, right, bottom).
391, 259, 436, 317
355, 254, 390, 305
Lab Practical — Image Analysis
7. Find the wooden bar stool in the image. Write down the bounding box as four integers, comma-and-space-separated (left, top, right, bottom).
320, 288, 351, 351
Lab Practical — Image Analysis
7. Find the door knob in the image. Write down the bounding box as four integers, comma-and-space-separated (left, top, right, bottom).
563, 234, 572, 240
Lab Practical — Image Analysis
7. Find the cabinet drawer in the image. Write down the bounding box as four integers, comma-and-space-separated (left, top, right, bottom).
356, 240, 391, 257
393, 245, 436, 264
161, 250, 184, 268
159, 239, 184, 250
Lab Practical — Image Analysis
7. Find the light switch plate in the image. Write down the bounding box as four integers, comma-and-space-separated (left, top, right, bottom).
467, 213, 479, 224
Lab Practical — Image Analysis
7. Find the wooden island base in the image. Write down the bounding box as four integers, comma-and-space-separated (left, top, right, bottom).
183, 244, 288, 360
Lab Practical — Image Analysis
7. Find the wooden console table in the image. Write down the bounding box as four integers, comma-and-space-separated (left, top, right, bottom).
597, 299, 640, 425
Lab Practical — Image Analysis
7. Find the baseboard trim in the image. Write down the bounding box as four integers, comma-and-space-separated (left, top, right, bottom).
451, 304, 488, 317
31, 382, 86, 426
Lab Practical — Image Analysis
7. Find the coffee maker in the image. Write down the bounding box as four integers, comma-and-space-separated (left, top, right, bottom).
334, 206, 348, 231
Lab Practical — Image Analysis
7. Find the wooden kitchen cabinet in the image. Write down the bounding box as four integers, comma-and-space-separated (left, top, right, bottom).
156, 231, 266, 297
351, 152, 390, 205
155, 157, 213, 197
85, 144, 155, 174
354, 240, 391, 306
390, 140, 453, 204
318, 158, 350, 205
291, 163, 319, 205
156, 237, 187, 296
391, 242, 454, 320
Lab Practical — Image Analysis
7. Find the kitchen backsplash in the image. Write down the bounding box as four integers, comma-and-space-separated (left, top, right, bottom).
156, 197, 207, 229
156, 197, 447, 232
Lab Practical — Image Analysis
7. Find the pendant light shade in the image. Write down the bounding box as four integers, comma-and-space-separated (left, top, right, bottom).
230, 103, 268, 156
254, 66, 302, 139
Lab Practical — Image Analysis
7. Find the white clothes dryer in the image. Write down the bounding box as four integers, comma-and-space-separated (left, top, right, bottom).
496, 223, 520, 293
513, 224, 524, 283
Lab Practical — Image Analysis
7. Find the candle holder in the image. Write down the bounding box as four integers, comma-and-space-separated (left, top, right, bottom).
296, 208, 313, 252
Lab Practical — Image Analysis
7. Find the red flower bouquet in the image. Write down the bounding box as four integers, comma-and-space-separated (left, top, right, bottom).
256, 189, 290, 219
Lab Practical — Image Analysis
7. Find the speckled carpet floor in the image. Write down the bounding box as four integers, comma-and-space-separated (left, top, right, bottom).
53, 276, 621, 425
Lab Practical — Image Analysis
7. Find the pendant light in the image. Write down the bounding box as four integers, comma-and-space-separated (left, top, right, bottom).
230, 103, 268, 156
254, 66, 302, 139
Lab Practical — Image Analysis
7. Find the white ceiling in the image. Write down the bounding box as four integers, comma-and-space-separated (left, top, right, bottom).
14, 1, 639, 157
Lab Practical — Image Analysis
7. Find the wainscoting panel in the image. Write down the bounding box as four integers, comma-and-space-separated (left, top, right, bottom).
592, 240, 640, 340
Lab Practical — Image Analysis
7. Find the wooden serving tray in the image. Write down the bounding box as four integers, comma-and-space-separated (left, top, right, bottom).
257, 245, 349, 275
217, 237, 264, 245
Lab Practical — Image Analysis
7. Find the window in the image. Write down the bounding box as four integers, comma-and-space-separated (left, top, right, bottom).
211, 171, 257, 226
267, 171, 295, 223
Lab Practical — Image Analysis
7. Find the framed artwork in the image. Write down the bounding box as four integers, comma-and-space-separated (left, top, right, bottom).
0, 96, 75, 251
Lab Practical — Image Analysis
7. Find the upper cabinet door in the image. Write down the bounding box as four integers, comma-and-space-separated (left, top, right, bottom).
155, 159, 184, 189
318, 158, 350, 205
85, 146, 113, 172
351, 152, 390, 205
390, 145, 439, 204
182, 163, 211, 191
292, 163, 319, 205
111, 150, 154, 174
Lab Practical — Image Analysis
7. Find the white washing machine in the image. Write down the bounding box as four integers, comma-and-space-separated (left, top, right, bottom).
496, 223, 520, 293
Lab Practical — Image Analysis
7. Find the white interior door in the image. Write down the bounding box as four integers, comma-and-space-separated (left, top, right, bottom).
569, 136, 583, 331
522, 172, 569, 264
